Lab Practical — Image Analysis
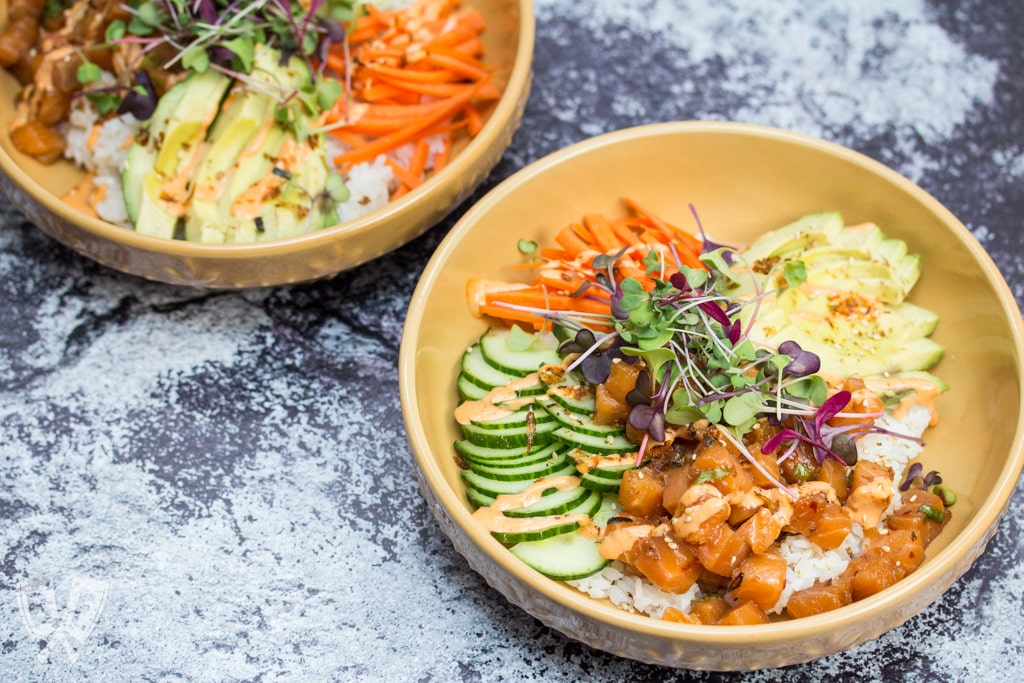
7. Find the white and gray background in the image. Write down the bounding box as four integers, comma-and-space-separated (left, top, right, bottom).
1, 1, 1022, 681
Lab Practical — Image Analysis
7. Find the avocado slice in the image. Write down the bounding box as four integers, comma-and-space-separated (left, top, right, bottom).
185, 46, 318, 243
736, 214, 944, 378
223, 133, 333, 243
740, 212, 844, 264
123, 70, 232, 239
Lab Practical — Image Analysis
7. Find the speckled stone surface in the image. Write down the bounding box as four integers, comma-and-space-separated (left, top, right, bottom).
2, 1, 1023, 681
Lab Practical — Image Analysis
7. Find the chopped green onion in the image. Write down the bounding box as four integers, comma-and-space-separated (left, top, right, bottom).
693, 467, 731, 484
918, 503, 945, 523
932, 484, 957, 507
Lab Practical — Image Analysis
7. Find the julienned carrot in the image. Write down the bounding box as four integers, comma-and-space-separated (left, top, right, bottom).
624, 197, 704, 256
332, 78, 487, 167
555, 225, 590, 258
482, 287, 614, 316
471, 201, 707, 331
386, 158, 423, 189
325, 0, 495, 192
433, 131, 453, 172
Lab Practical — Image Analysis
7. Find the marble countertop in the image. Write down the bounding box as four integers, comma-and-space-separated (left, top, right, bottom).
2, 1, 1023, 681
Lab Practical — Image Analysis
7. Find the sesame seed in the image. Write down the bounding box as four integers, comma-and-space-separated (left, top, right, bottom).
882, 545, 891, 553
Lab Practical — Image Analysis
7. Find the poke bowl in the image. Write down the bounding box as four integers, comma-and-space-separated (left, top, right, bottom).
0, 0, 533, 288
398, 121, 1024, 669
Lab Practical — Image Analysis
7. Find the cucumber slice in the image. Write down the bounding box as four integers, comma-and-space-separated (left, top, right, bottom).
538, 399, 626, 437
479, 328, 562, 376
466, 452, 570, 482
510, 530, 610, 580
454, 440, 560, 465
470, 405, 552, 431
461, 344, 520, 390
551, 427, 636, 455
465, 487, 496, 508
592, 494, 623, 527
491, 518, 582, 544
588, 462, 638, 479
503, 485, 591, 518
547, 382, 596, 415
457, 374, 489, 401
461, 419, 557, 449
580, 471, 625, 493
562, 487, 603, 516
461, 462, 577, 498
463, 449, 565, 471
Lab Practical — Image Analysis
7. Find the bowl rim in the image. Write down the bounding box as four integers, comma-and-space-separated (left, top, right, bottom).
0, 0, 536, 259
399, 120, 1024, 646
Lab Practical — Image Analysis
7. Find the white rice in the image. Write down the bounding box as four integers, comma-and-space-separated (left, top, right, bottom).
568, 405, 933, 619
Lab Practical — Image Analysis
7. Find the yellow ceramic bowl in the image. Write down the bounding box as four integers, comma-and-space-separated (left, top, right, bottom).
0, 1, 533, 288
399, 121, 1024, 670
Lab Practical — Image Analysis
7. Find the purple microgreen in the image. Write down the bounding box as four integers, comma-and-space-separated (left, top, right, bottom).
628, 404, 665, 442
196, 0, 217, 23
569, 280, 591, 298
625, 371, 652, 407
698, 299, 731, 329
117, 70, 159, 120
689, 203, 733, 258
778, 340, 821, 377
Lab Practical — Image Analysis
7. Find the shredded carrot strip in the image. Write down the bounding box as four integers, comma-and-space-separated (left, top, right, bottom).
471, 201, 707, 331
324, 0, 496, 194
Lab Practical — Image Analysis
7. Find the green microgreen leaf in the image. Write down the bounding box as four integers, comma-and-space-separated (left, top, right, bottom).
783, 259, 808, 288
722, 392, 762, 428
224, 37, 256, 73
517, 238, 538, 255
77, 61, 103, 85
182, 46, 210, 73
316, 78, 343, 112
86, 92, 120, 114
643, 249, 662, 275
105, 19, 126, 43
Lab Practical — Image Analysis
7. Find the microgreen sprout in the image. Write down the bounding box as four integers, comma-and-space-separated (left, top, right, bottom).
489, 215, 927, 498
899, 462, 943, 492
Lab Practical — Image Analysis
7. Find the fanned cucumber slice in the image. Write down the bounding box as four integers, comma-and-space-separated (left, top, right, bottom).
503, 485, 591, 518
461, 344, 520, 390
580, 471, 625, 493
538, 399, 626, 437
547, 382, 596, 415
491, 518, 582, 545
461, 462, 577, 498
470, 405, 552, 431
457, 374, 489, 401
478, 328, 562, 376
465, 487, 496, 509
552, 427, 635, 455
592, 493, 623, 526
454, 440, 560, 465
461, 419, 557, 449
588, 462, 637, 479
466, 452, 570, 482
510, 531, 610, 580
